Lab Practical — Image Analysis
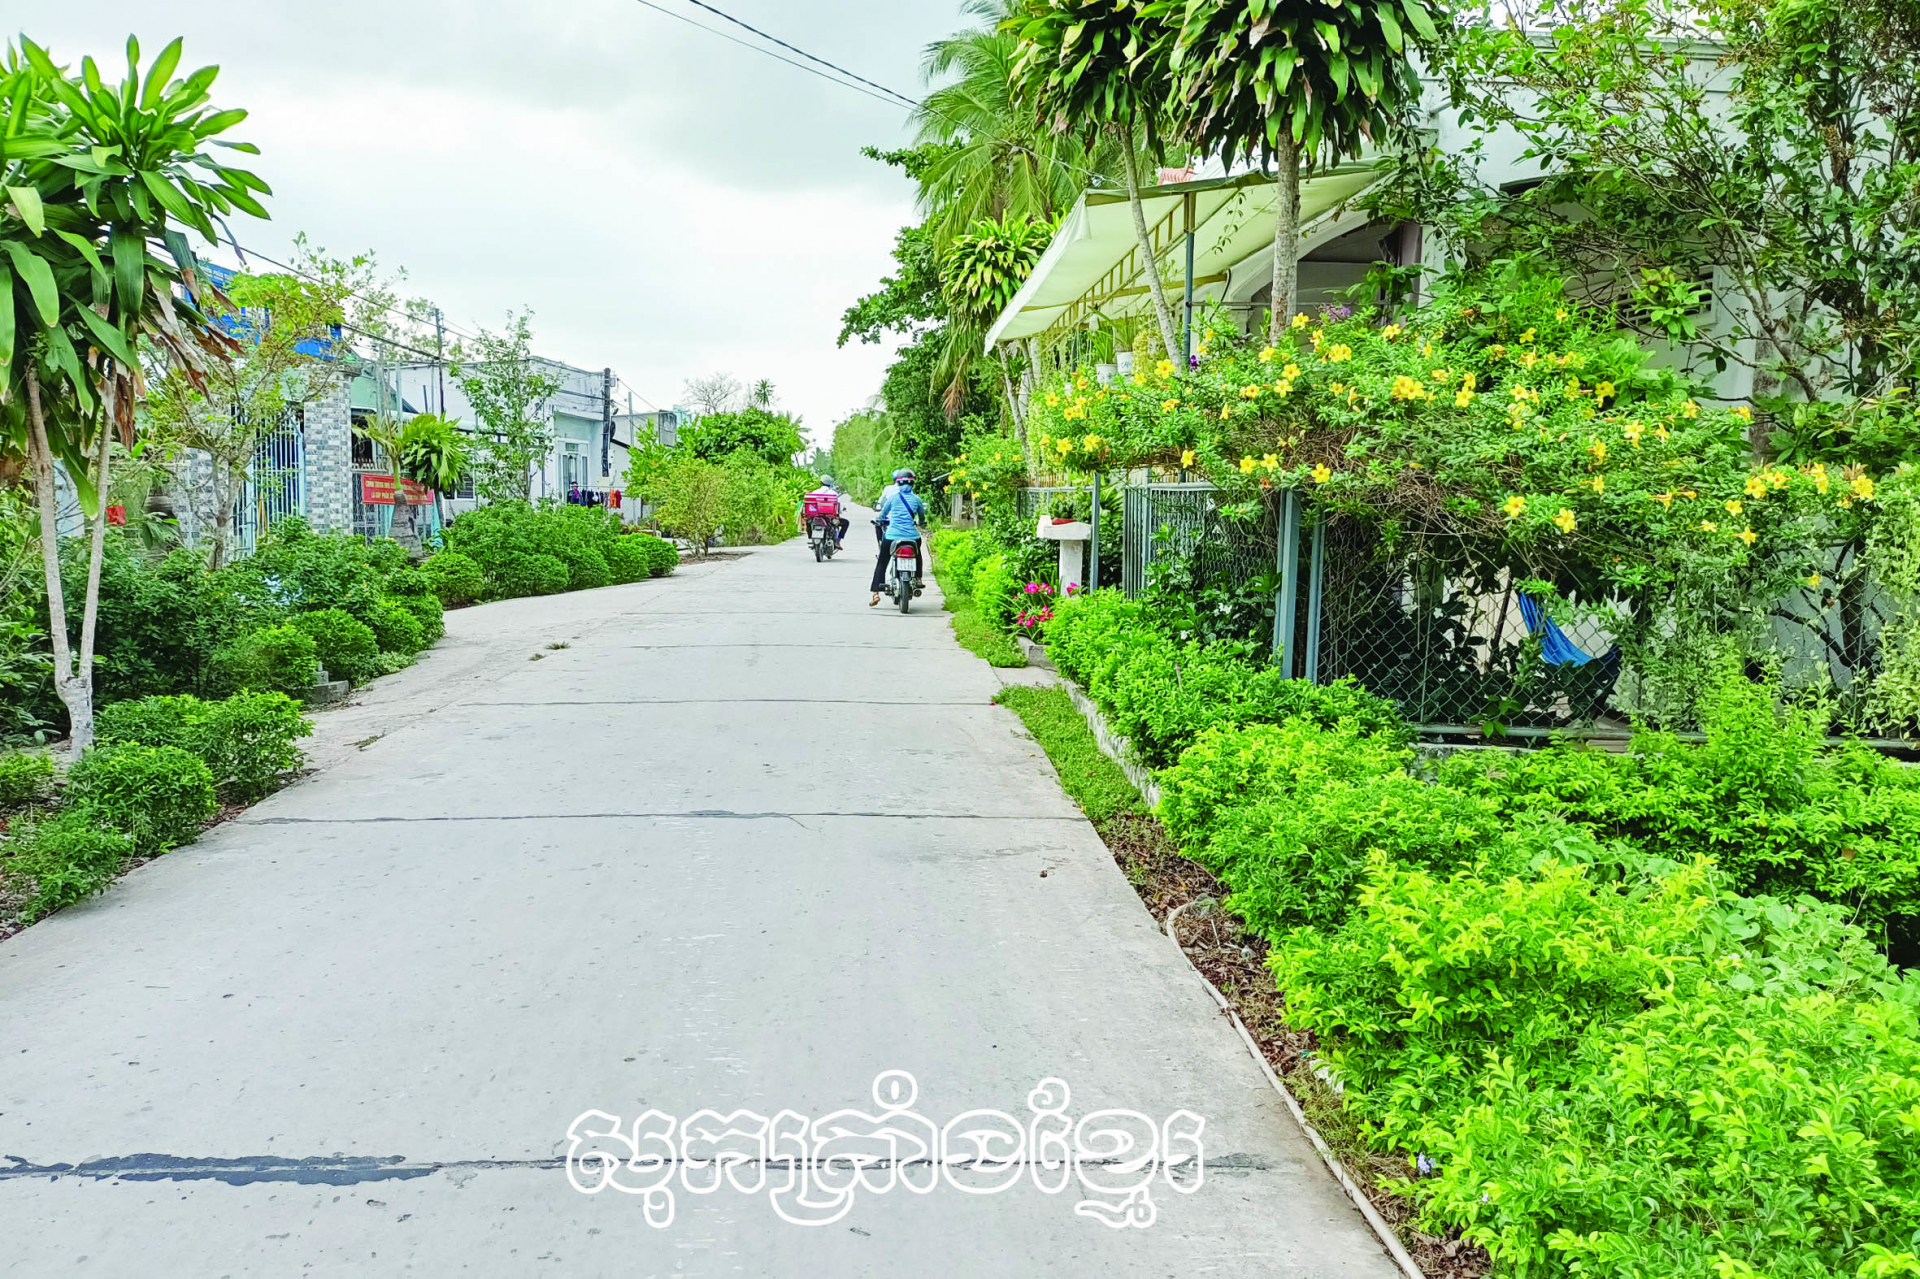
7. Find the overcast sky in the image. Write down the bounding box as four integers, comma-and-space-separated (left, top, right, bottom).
21, 1, 967, 445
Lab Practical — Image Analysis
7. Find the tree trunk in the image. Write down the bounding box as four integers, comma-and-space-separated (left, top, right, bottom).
24, 365, 91, 750
1120, 135, 1182, 364
1270, 132, 1303, 346
76, 420, 114, 733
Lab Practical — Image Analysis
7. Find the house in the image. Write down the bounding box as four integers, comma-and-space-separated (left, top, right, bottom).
985, 68, 1752, 405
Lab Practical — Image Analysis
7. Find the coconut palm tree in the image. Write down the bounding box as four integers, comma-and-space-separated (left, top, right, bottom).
911, 0, 1112, 244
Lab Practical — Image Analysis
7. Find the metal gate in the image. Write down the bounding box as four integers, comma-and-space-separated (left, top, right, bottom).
234, 409, 306, 556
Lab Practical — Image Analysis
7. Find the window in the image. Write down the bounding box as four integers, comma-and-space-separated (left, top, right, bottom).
350, 409, 375, 468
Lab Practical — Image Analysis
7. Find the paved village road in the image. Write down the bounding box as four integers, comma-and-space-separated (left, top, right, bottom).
0, 523, 1399, 1278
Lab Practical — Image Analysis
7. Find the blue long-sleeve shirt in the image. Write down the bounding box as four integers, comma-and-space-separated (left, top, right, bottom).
878, 488, 926, 540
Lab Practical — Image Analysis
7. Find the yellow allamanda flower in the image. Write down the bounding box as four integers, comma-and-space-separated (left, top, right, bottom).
1726, 500, 1743, 516
1180, 449, 1196, 467
1292, 312, 1311, 330
1682, 399, 1700, 418
1655, 425, 1672, 442
1503, 495, 1527, 519
1520, 350, 1540, 369
1701, 520, 1718, 532
1312, 464, 1333, 484
1589, 475, 1605, 494
1045, 393, 1060, 407
1259, 345, 1277, 363
1738, 526, 1758, 546
1220, 405, 1233, 420
1431, 367, 1451, 382
1652, 491, 1675, 508
1520, 327, 1537, 343
1461, 372, 1477, 391
1589, 440, 1608, 464
1163, 398, 1181, 412
1488, 344, 1507, 360
1553, 508, 1578, 534
1284, 363, 1302, 380
1745, 476, 1768, 499
1084, 434, 1103, 452
1595, 380, 1616, 400
1382, 324, 1402, 340
1809, 463, 1831, 494
1274, 381, 1294, 397
1624, 421, 1646, 448
1155, 359, 1176, 378
1420, 341, 1434, 358
1262, 454, 1280, 471
1455, 389, 1476, 408
1732, 404, 1753, 423
1325, 343, 1354, 363
1241, 385, 1262, 399
1565, 377, 1583, 399
1556, 307, 1570, 321
1765, 469, 1790, 489
1239, 455, 1257, 474
1807, 573, 1823, 588
1853, 474, 1877, 500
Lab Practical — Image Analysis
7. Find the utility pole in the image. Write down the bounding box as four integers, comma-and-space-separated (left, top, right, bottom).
601, 367, 614, 480
433, 308, 446, 416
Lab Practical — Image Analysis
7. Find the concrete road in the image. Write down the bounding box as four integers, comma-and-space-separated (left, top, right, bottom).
0, 529, 1399, 1277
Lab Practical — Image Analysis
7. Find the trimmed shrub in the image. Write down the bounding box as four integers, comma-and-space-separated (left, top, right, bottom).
7, 813, 133, 921
0, 750, 56, 809
971, 552, 1022, 629
526, 554, 570, 595
290, 609, 381, 686
604, 537, 651, 584
66, 743, 216, 855
639, 533, 678, 577
195, 693, 312, 804
206, 624, 319, 698
368, 601, 427, 656
564, 548, 612, 591
423, 551, 486, 605
97, 691, 311, 805
96, 695, 205, 753
395, 591, 445, 645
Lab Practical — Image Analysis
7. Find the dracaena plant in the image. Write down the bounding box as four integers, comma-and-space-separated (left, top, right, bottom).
1152, 0, 1442, 344
1003, 0, 1187, 362
1, 36, 268, 748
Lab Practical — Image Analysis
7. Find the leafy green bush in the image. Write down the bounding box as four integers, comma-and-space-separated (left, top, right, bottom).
368, 601, 427, 656
604, 537, 650, 584
423, 551, 486, 605
97, 692, 311, 805
563, 547, 612, 591
637, 533, 678, 577
393, 590, 445, 646
6, 813, 132, 921
66, 743, 216, 855
1438, 675, 1920, 940
290, 609, 381, 686
970, 552, 1023, 629
931, 528, 983, 598
0, 750, 55, 809
206, 624, 319, 698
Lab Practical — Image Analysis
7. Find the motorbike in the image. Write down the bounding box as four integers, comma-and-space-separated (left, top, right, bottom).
807, 517, 839, 562
886, 538, 924, 613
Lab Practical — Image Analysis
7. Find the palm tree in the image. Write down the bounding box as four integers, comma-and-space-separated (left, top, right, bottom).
911, 1, 1112, 245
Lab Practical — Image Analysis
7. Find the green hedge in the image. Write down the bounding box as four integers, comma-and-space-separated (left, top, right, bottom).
1047, 587, 1920, 1274
66, 743, 217, 856
439, 502, 674, 600
97, 691, 311, 806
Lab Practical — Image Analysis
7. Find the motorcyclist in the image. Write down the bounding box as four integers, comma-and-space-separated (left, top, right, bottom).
870, 469, 927, 606
798, 476, 850, 548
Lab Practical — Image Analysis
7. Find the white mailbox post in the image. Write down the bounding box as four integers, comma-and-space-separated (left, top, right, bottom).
1036, 515, 1094, 592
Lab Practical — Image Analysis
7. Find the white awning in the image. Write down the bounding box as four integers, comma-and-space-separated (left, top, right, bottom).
984, 164, 1387, 349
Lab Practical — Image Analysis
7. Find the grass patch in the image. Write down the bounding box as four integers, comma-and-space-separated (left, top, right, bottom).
951, 601, 1027, 667
936, 564, 1025, 668
993, 685, 1140, 822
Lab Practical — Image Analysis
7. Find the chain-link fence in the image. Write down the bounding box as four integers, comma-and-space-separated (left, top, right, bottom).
1011, 480, 1917, 738
1121, 484, 1275, 598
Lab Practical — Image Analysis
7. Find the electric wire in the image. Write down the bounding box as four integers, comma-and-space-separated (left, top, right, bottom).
677, 0, 919, 108
628, 0, 909, 111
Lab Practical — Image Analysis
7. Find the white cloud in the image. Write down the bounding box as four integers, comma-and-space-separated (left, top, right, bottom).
22, 0, 966, 440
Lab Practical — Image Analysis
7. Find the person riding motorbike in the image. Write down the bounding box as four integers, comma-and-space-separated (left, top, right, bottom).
870, 469, 927, 606
797, 476, 850, 548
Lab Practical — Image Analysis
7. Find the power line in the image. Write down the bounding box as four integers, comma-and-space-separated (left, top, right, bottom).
628, 0, 909, 111
678, 0, 919, 109
627, 0, 1104, 186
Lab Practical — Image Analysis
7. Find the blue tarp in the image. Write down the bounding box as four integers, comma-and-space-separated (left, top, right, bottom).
196, 262, 340, 359
1517, 593, 1597, 666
